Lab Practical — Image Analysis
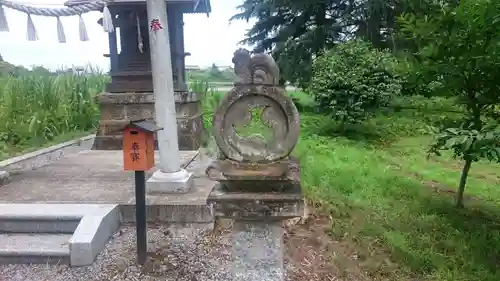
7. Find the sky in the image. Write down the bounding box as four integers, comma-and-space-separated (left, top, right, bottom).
0, 0, 253, 70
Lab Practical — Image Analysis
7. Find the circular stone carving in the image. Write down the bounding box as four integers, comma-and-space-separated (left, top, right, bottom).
212, 85, 300, 163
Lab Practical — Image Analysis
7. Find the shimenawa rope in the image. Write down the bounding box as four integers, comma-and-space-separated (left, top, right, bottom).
0, 0, 114, 42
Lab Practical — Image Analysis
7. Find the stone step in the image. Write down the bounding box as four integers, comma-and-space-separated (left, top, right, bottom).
0, 218, 79, 233
0, 204, 84, 233
0, 204, 121, 266
0, 233, 71, 265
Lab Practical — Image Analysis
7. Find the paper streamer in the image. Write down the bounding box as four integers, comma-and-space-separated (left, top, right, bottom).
26, 13, 38, 41
0, 4, 9, 32
56, 16, 66, 43
101, 3, 114, 33
78, 14, 89, 41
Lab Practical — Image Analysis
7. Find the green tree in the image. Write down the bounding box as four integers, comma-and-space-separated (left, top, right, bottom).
31, 66, 52, 76
400, 0, 500, 207
208, 63, 222, 79
230, 0, 434, 87
231, 0, 352, 87
309, 39, 401, 125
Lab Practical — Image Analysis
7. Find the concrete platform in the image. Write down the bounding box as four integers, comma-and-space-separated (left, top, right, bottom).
0, 150, 216, 223
0, 148, 216, 267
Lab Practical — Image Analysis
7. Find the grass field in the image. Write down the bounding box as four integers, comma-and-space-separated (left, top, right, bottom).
291, 96, 500, 281
297, 120, 500, 281
1, 73, 499, 281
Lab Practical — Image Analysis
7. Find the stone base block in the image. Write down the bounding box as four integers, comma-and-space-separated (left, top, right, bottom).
232, 221, 284, 281
93, 91, 202, 151
206, 157, 300, 192
69, 205, 121, 266
120, 204, 214, 223
146, 169, 194, 194
207, 183, 304, 221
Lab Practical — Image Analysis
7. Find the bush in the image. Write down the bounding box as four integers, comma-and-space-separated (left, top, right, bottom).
309, 40, 402, 124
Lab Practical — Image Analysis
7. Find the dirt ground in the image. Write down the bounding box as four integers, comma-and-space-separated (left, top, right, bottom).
284, 213, 372, 281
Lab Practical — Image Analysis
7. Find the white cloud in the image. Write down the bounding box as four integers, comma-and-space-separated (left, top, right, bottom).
0, 0, 252, 70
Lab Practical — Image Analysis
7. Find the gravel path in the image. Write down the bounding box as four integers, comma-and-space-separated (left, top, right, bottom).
0, 223, 295, 281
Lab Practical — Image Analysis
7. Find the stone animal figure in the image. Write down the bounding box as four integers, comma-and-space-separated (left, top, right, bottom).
232, 48, 280, 85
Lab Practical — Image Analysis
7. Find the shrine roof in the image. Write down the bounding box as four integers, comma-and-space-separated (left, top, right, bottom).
64, 0, 211, 14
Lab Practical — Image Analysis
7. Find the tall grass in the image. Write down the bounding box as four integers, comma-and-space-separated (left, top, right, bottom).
0, 71, 108, 158
0, 74, 216, 159
189, 79, 222, 158
189, 79, 222, 117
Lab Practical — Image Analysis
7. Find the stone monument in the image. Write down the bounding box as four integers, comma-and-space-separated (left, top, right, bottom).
207, 49, 304, 281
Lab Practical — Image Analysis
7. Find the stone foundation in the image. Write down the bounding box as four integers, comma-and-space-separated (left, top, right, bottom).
93, 91, 202, 150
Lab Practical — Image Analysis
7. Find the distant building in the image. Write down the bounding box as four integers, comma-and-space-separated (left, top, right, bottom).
218, 65, 233, 71
186, 65, 201, 71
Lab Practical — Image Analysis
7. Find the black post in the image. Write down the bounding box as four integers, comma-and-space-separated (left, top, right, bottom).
134, 170, 147, 265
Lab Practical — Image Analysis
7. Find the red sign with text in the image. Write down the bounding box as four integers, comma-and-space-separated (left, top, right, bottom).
123, 127, 155, 171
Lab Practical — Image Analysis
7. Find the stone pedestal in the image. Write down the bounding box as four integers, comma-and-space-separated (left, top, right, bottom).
146, 168, 194, 194
207, 182, 304, 221
92, 91, 202, 151
208, 183, 304, 281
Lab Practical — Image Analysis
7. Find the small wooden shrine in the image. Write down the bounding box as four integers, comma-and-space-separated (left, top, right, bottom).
64, 0, 210, 150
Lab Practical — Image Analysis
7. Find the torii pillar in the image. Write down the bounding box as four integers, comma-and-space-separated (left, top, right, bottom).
145, 0, 193, 193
